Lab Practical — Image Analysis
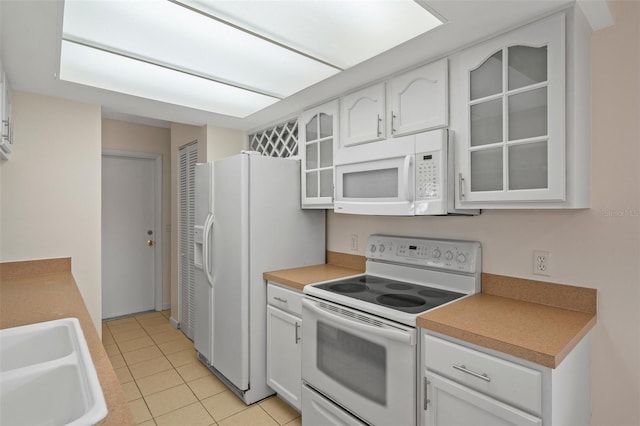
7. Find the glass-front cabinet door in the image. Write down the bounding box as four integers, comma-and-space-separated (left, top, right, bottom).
455, 13, 565, 205
300, 100, 338, 208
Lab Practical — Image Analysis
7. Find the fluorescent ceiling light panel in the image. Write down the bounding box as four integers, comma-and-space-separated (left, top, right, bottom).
60, 0, 442, 118
187, 0, 444, 69
60, 41, 279, 117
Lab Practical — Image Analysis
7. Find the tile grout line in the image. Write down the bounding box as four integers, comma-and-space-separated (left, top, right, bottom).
105, 311, 301, 426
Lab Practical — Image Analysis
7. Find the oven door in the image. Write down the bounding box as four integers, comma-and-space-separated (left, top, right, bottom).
302, 297, 417, 426
334, 154, 415, 216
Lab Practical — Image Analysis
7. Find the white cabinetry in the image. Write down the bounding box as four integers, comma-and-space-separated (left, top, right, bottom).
339, 83, 386, 148
388, 59, 448, 137
451, 9, 591, 208
420, 331, 591, 426
0, 71, 12, 161
266, 282, 303, 411
335, 58, 449, 165
299, 100, 338, 208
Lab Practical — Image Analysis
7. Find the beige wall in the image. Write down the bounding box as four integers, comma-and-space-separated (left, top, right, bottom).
0, 91, 103, 331
205, 125, 245, 161
169, 122, 206, 324
328, 2, 640, 424
101, 119, 172, 309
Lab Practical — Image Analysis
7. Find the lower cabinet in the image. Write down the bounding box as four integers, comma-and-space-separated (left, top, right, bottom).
424, 372, 541, 426
266, 283, 303, 411
421, 331, 591, 426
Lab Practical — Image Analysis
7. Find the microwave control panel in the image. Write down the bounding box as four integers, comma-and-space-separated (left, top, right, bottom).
416, 151, 443, 200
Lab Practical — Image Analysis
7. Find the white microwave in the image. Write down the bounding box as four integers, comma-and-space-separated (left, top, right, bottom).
334, 129, 479, 216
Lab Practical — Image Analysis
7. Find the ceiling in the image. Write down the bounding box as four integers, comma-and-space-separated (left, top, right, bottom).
1, 0, 598, 132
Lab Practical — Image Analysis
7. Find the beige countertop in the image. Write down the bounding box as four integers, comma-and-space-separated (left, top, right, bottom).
264, 263, 363, 291
0, 258, 134, 426
417, 273, 597, 369
263, 251, 365, 291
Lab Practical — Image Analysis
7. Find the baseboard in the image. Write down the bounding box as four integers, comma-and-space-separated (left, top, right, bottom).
169, 316, 179, 329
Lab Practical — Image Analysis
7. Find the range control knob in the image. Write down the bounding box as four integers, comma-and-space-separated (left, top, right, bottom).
370, 244, 377, 253
432, 248, 441, 259
378, 244, 385, 253
445, 250, 454, 261
456, 253, 467, 264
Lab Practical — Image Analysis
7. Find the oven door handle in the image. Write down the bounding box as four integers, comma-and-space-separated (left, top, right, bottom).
303, 299, 416, 345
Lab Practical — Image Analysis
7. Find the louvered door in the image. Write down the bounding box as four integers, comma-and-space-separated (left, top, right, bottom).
179, 142, 198, 339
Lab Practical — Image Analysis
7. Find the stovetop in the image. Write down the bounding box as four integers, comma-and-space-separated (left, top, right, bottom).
312, 274, 465, 314
303, 235, 481, 326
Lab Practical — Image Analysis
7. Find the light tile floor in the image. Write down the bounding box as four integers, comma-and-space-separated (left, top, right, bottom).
103, 310, 302, 426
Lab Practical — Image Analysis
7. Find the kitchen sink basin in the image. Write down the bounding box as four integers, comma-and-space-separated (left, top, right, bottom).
0, 318, 107, 425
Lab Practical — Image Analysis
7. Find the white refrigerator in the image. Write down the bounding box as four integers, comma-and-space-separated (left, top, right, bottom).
193, 152, 325, 404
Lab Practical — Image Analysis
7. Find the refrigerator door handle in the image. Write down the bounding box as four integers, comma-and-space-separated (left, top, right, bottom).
203, 214, 215, 287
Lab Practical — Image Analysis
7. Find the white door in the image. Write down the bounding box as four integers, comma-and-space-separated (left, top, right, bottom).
389, 58, 448, 136
179, 142, 198, 339
340, 83, 386, 147
423, 373, 542, 426
299, 100, 338, 209
102, 155, 156, 319
266, 305, 301, 410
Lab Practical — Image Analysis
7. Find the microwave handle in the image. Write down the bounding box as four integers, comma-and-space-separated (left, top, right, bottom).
303, 298, 415, 345
403, 155, 412, 201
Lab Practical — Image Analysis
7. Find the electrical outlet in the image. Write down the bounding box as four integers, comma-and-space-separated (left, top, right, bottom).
533, 250, 551, 276
350, 234, 358, 251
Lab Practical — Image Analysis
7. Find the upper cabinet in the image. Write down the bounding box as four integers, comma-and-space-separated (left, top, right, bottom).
388, 59, 448, 137
336, 58, 448, 164
0, 72, 12, 161
452, 11, 591, 208
339, 83, 386, 148
299, 100, 339, 209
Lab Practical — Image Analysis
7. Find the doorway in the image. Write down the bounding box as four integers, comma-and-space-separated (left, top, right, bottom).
102, 150, 163, 319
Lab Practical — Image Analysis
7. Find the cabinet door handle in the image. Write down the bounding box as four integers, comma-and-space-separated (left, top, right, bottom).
376, 114, 382, 137
424, 377, 430, 410
391, 112, 397, 134
458, 173, 466, 199
295, 322, 301, 344
273, 296, 288, 303
453, 364, 491, 382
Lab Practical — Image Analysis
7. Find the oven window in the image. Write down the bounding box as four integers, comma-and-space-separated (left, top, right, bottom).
317, 321, 386, 405
343, 168, 398, 198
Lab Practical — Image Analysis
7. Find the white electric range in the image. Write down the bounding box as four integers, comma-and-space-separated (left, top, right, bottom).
301, 235, 481, 426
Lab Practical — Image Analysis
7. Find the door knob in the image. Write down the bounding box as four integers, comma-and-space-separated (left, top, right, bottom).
147, 240, 154, 247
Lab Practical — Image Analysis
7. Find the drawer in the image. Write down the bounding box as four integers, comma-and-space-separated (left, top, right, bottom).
267, 282, 303, 316
423, 334, 542, 415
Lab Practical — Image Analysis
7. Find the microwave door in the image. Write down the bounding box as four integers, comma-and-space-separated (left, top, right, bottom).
334, 155, 414, 216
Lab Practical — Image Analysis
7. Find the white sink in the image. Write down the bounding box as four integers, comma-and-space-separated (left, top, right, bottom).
0, 318, 108, 426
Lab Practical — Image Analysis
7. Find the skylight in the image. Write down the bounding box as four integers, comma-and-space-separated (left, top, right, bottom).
60, 0, 443, 118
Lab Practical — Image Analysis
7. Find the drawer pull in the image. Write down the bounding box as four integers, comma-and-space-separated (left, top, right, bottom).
273, 296, 288, 303
453, 364, 491, 382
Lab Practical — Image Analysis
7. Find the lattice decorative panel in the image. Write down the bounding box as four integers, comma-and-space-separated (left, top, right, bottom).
249, 119, 298, 158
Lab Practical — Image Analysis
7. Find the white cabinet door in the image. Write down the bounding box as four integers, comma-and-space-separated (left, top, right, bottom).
454, 13, 565, 206
389, 59, 448, 137
266, 305, 302, 410
423, 373, 542, 426
340, 83, 386, 147
299, 100, 338, 209
0, 71, 12, 160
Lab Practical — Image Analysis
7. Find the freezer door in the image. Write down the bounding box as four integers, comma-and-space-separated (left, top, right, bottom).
194, 162, 213, 225
211, 154, 250, 390
194, 162, 214, 363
